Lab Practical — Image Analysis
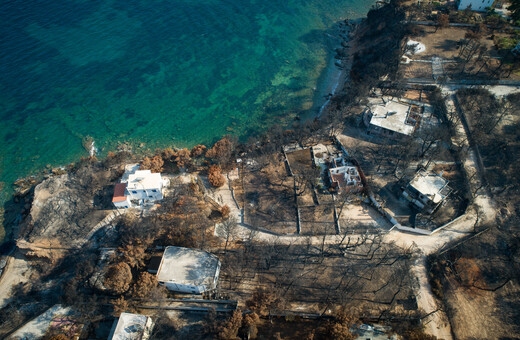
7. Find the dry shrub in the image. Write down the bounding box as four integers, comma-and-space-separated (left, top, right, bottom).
217, 310, 243, 340
206, 137, 233, 165
243, 313, 260, 339
191, 144, 207, 158
208, 165, 225, 188
319, 308, 358, 340
220, 205, 231, 220
174, 148, 191, 168
246, 288, 282, 316
103, 262, 132, 294
454, 257, 483, 288
131, 272, 162, 299
46, 334, 68, 340
402, 326, 438, 340
141, 155, 164, 173
162, 147, 176, 161
117, 243, 146, 269
112, 296, 135, 316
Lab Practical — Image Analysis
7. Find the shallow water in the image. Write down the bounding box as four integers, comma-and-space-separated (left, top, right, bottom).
0, 0, 374, 240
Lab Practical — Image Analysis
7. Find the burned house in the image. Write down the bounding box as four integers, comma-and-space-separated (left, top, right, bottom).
402, 169, 452, 214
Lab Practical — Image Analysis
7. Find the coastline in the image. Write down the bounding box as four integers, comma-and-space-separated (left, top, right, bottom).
0, 20, 363, 246
315, 19, 361, 119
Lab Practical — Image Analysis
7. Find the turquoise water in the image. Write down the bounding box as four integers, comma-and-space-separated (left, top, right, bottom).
0, 0, 374, 239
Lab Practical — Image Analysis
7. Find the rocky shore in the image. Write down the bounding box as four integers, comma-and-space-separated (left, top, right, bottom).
316, 19, 361, 118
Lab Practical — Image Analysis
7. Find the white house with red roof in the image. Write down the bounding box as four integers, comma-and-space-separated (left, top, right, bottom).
112, 164, 168, 209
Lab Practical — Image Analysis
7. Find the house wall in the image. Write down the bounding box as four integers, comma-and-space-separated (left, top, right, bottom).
160, 282, 206, 294
113, 197, 131, 209
160, 263, 220, 294
127, 187, 163, 201
112, 196, 132, 209
213, 262, 221, 289
402, 188, 440, 214
458, 0, 494, 11
362, 109, 372, 127
367, 124, 406, 140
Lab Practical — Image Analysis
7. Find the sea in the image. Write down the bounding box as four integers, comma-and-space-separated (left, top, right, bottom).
0, 0, 374, 241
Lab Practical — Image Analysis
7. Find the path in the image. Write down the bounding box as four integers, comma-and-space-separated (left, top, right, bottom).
138, 298, 237, 313
0, 209, 126, 309
385, 85, 496, 339
403, 78, 520, 86
407, 20, 520, 30
78, 209, 125, 247
0, 250, 32, 308
432, 57, 444, 80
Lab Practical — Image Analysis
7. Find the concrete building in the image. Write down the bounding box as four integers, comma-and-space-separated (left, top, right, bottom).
112, 164, 169, 209
402, 169, 452, 214
108, 312, 154, 340
328, 157, 363, 193
363, 101, 423, 139
156, 246, 221, 294
458, 0, 495, 12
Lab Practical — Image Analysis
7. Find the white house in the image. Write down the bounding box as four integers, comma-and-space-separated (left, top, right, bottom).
363, 101, 424, 140
156, 246, 221, 294
402, 169, 452, 214
458, 0, 495, 11
112, 164, 168, 209
108, 312, 154, 340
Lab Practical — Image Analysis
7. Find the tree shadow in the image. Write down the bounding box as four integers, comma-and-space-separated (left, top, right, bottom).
93, 185, 115, 209
434, 39, 459, 52
2, 186, 34, 245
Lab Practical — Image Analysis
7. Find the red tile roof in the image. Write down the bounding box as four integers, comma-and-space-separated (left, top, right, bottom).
112, 183, 128, 202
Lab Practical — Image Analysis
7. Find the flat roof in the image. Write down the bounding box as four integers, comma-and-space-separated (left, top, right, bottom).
157, 246, 220, 287
8, 305, 73, 340
112, 183, 127, 202
369, 101, 415, 136
410, 170, 451, 203
109, 313, 150, 340
126, 170, 162, 190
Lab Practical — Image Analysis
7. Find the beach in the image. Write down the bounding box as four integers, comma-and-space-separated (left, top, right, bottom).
316, 19, 361, 118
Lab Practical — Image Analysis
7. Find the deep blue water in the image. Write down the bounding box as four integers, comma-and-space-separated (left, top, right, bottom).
0, 0, 374, 240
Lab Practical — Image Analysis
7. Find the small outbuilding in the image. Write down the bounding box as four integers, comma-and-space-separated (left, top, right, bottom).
156, 246, 221, 294
108, 312, 154, 340
402, 169, 452, 214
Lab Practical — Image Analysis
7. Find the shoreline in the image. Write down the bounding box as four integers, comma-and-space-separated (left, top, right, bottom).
315, 18, 362, 119
0, 19, 363, 246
